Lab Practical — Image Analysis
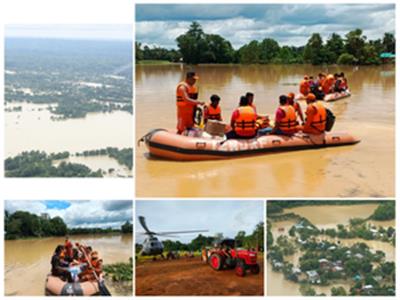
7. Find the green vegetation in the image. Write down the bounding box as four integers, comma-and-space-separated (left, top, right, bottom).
370, 202, 395, 221
5, 209, 133, 240
76, 148, 133, 170
5, 148, 133, 177
5, 151, 102, 177
104, 258, 133, 282
267, 201, 396, 296
136, 22, 395, 65
5, 38, 132, 119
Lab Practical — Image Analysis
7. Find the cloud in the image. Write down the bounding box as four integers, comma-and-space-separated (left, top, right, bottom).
136, 4, 395, 48
5, 200, 133, 229
135, 200, 264, 243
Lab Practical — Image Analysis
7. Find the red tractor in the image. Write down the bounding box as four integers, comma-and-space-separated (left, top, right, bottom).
203, 239, 260, 277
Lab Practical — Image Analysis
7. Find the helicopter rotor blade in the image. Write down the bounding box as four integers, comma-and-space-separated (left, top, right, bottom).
156, 230, 208, 235
138, 216, 154, 235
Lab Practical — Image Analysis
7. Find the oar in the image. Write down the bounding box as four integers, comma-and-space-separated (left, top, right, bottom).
79, 245, 111, 296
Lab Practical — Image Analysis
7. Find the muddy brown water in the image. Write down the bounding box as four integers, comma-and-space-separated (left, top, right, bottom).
4, 234, 133, 296
136, 64, 394, 197
267, 204, 395, 296
5, 102, 133, 177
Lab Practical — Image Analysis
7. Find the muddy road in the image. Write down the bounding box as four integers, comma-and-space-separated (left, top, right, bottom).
136, 257, 264, 296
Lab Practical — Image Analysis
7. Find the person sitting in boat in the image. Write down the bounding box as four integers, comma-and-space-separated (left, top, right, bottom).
204, 94, 222, 124
246, 92, 256, 113
226, 96, 258, 139
64, 236, 74, 262
272, 95, 300, 135
176, 71, 205, 134
322, 74, 335, 94
299, 75, 310, 96
51, 245, 72, 282
316, 73, 326, 87
339, 72, 348, 91
287, 92, 304, 124
302, 93, 327, 134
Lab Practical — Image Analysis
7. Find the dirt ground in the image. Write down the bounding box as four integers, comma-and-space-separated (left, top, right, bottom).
135, 257, 264, 296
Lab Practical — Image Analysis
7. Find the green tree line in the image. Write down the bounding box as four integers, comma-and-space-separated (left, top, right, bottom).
136, 22, 395, 65
136, 222, 264, 253
5, 210, 133, 240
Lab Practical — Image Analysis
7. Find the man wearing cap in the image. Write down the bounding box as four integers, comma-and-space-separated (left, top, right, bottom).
176, 72, 204, 134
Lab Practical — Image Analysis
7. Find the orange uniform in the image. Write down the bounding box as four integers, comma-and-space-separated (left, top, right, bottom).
303, 101, 327, 134
231, 106, 258, 137
322, 75, 335, 94
176, 81, 198, 133
276, 105, 299, 134
299, 79, 310, 95
204, 103, 222, 122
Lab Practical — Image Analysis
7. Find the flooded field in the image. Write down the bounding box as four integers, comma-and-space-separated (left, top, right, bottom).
5, 234, 132, 296
267, 204, 395, 296
5, 102, 132, 177
136, 64, 395, 197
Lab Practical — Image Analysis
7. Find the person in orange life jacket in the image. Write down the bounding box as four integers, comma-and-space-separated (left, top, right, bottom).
302, 93, 327, 134
287, 92, 304, 124
64, 236, 73, 262
272, 95, 300, 135
246, 92, 256, 113
299, 75, 310, 96
204, 94, 222, 124
226, 96, 258, 139
176, 71, 205, 134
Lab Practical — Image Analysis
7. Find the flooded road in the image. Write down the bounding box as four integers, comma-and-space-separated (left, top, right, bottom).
267, 204, 395, 296
5, 234, 132, 296
5, 102, 133, 176
136, 64, 394, 197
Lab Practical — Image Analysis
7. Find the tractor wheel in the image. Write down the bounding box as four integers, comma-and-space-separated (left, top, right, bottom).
209, 253, 224, 271
250, 264, 260, 274
235, 260, 246, 277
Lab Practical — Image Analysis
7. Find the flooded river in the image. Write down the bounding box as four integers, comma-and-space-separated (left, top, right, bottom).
5, 234, 132, 296
267, 204, 395, 296
136, 64, 394, 197
5, 102, 133, 177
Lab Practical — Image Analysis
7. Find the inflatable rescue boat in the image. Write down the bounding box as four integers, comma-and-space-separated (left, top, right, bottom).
296, 90, 351, 102
45, 274, 100, 296
139, 129, 360, 161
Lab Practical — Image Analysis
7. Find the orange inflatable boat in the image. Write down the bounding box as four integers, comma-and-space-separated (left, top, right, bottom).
296, 90, 351, 102
139, 129, 360, 161
45, 274, 100, 296
324, 90, 351, 102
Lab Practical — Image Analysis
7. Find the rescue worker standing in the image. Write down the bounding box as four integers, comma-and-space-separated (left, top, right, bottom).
287, 92, 304, 124
302, 93, 327, 134
176, 71, 204, 134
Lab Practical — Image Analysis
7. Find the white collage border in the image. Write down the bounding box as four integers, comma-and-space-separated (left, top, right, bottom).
0, 0, 398, 299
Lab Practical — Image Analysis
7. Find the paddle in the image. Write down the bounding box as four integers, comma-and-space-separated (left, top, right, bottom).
79, 245, 111, 296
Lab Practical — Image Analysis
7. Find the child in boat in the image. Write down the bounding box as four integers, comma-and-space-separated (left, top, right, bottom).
203, 94, 222, 124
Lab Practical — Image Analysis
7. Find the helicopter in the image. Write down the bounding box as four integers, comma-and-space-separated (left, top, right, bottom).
137, 216, 208, 257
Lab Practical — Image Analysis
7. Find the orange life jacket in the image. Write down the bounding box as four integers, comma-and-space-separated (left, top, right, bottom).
322, 77, 334, 94
176, 81, 198, 107
256, 115, 270, 129
299, 80, 310, 95
307, 101, 327, 132
233, 106, 257, 137
278, 105, 299, 134
205, 104, 221, 121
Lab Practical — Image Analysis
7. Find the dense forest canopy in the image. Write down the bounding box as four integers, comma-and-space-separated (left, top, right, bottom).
136, 22, 395, 65
5, 209, 133, 240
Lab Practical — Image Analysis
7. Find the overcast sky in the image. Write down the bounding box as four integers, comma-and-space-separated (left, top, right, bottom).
135, 200, 264, 243
5, 24, 132, 40
5, 200, 133, 229
136, 3, 395, 49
